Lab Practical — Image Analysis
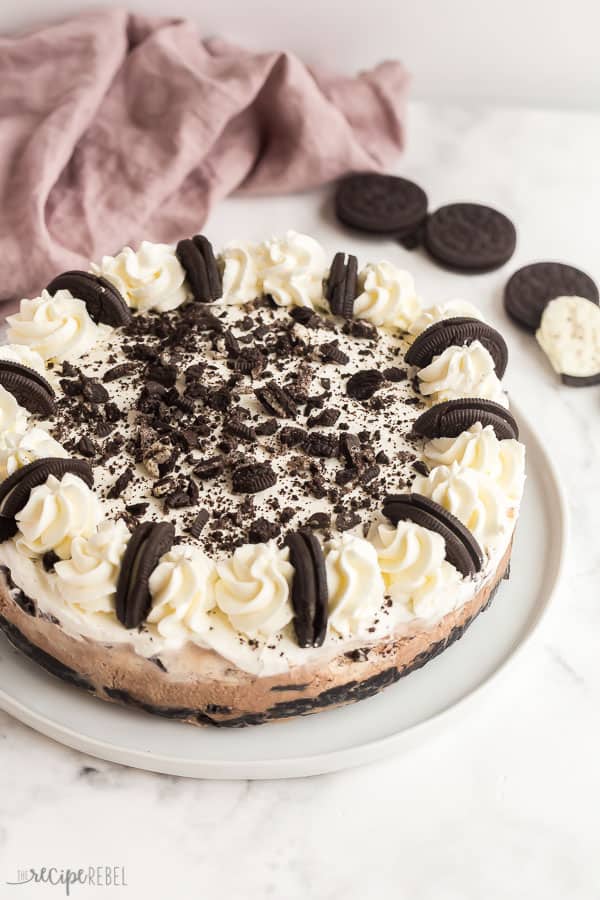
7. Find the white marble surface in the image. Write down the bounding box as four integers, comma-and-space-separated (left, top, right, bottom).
1, 101, 600, 899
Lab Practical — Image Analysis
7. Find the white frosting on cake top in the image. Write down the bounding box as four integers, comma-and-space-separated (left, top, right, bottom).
0, 384, 29, 435
0, 235, 525, 676
15, 472, 103, 560
147, 545, 217, 644
0, 344, 48, 378
54, 519, 130, 614
7, 290, 107, 362
0, 426, 67, 481
214, 542, 294, 638
417, 341, 508, 406
91, 242, 189, 313
408, 299, 485, 336
354, 261, 422, 330
422, 424, 525, 505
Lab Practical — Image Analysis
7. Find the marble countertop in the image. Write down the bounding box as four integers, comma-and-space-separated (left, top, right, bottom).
1, 100, 599, 900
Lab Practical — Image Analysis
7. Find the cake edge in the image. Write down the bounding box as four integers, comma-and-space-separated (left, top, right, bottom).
0, 542, 511, 727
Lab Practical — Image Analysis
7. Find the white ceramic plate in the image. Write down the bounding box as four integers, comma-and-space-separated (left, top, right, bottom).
0, 406, 567, 779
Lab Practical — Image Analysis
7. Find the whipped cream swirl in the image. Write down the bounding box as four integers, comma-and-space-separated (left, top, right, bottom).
148, 545, 217, 644
0, 426, 67, 481
408, 300, 485, 336
413, 461, 511, 552
215, 541, 294, 638
417, 341, 508, 406
91, 241, 188, 312
0, 344, 48, 378
15, 472, 104, 559
218, 242, 263, 305
54, 519, 130, 613
354, 261, 422, 330
536, 295, 600, 377
326, 533, 385, 638
422, 423, 525, 504
0, 385, 29, 435
261, 231, 327, 308
7, 290, 105, 362
368, 519, 461, 618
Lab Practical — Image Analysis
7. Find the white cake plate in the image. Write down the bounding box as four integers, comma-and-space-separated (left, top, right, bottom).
0, 405, 567, 779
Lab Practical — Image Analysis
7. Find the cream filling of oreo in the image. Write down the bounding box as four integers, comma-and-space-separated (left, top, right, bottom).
536, 295, 600, 377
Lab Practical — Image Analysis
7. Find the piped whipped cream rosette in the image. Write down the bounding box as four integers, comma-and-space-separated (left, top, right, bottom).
406, 317, 509, 407
0, 427, 67, 481
408, 300, 486, 337
353, 261, 422, 330
0, 231, 525, 724
7, 290, 110, 362
91, 241, 190, 313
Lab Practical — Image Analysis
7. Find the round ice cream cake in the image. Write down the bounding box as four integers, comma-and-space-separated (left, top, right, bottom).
0, 233, 525, 726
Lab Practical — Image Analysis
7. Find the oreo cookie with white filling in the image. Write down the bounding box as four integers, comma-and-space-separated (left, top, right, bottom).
405, 317, 508, 378
116, 522, 175, 629
412, 398, 518, 441
535, 294, 600, 387
382, 493, 483, 577
46, 271, 131, 327
286, 529, 328, 647
0, 360, 55, 416
504, 262, 599, 332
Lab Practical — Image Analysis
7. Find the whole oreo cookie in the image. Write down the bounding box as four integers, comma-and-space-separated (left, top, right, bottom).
0, 360, 55, 417
335, 173, 428, 238
116, 522, 175, 629
0, 457, 94, 540
285, 529, 328, 647
325, 252, 359, 318
382, 493, 483, 577
405, 317, 508, 378
46, 271, 131, 327
504, 262, 599, 332
176, 234, 222, 303
424, 203, 516, 273
412, 398, 519, 441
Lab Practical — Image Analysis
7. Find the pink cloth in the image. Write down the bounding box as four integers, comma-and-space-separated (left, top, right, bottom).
0, 9, 409, 314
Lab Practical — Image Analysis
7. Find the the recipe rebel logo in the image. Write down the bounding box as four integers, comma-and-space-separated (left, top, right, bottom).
5, 866, 128, 895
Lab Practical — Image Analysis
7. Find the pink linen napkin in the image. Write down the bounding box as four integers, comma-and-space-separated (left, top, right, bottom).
0, 9, 409, 315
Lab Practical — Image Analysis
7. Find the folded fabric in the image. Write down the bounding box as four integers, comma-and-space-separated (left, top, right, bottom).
0, 9, 409, 315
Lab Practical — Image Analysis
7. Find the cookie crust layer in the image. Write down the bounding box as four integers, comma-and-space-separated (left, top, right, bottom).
0, 543, 511, 727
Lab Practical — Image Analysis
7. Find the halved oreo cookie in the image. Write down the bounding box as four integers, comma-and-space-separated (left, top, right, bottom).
46, 271, 131, 327
382, 493, 483, 577
116, 522, 175, 629
285, 529, 328, 648
176, 235, 222, 303
0, 457, 94, 541
412, 398, 519, 441
325, 252, 358, 318
424, 203, 516, 273
504, 262, 599, 332
0, 360, 55, 416
405, 317, 508, 378
335, 173, 428, 239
